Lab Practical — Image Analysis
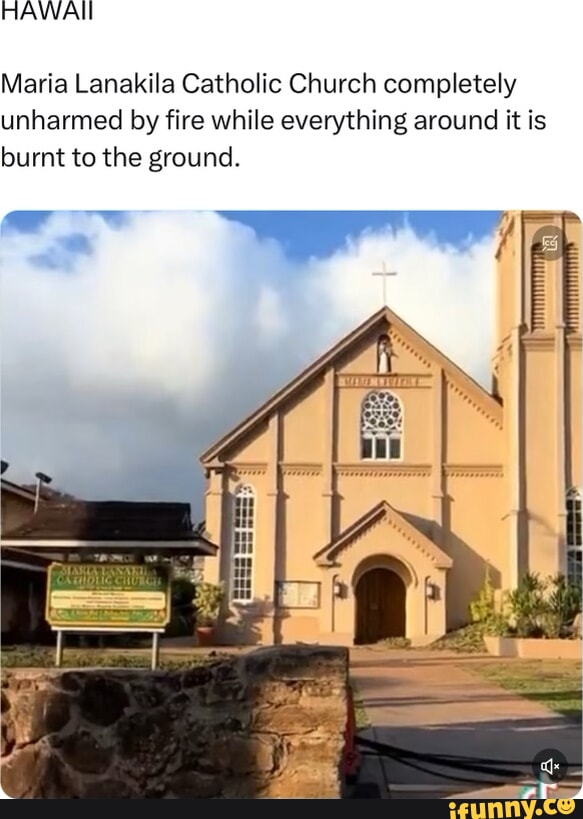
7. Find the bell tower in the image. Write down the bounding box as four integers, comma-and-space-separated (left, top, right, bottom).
493, 211, 581, 587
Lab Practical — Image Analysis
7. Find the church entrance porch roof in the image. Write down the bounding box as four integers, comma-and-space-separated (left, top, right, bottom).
313, 500, 452, 570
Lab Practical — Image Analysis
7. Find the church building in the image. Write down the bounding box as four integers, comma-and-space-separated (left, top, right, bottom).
200, 211, 581, 646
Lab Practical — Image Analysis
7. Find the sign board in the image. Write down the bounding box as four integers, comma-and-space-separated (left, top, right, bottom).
46, 563, 171, 630
336, 374, 423, 389
276, 581, 320, 609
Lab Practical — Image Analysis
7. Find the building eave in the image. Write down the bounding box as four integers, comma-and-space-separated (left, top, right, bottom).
0, 538, 218, 556
0, 479, 36, 502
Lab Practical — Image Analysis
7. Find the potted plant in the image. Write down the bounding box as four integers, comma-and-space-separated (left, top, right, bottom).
194, 582, 225, 647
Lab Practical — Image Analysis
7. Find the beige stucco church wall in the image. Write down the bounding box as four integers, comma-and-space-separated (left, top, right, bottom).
569, 349, 581, 488
202, 329, 505, 645
201, 210, 581, 647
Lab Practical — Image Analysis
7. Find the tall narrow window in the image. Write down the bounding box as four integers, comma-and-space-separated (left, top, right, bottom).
360, 390, 403, 461
531, 243, 546, 330
232, 484, 255, 602
566, 487, 582, 584
564, 243, 581, 332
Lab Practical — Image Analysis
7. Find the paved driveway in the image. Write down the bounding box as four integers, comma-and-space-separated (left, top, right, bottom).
350, 648, 582, 799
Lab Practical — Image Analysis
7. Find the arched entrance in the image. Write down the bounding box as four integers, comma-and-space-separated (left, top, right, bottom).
355, 567, 406, 644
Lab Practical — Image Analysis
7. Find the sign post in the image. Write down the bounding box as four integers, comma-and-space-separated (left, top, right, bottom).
151, 631, 160, 671
55, 630, 64, 668
45, 563, 171, 667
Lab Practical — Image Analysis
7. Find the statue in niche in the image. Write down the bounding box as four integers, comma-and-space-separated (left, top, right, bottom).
377, 335, 393, 373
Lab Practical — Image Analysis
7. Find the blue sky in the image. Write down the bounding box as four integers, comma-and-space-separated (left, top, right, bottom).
1, 210, 499, 507
3, 210, 500, 262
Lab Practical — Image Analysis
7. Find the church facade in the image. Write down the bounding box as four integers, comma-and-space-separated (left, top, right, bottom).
200, 211, 581, 646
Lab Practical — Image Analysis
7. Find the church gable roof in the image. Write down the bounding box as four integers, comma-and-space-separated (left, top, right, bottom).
200, 306, 502, 463
313, 500, 452, 569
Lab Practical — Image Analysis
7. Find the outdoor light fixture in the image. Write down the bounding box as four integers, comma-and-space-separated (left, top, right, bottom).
0, 460, 8, 475
333, 578, 344, 598
34, 470, 53, 513
425, 580, 437, 600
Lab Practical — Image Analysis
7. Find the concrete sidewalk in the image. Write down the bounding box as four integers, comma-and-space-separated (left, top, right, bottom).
350, 648, 582, 800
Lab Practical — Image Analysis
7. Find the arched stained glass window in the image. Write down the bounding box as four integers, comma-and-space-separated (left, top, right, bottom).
360, 391, 403, 461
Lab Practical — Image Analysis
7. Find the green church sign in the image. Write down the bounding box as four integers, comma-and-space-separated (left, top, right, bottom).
46, 563, 171, 630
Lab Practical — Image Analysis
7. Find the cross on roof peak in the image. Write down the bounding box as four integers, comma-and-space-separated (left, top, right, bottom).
371, 263, 398, 306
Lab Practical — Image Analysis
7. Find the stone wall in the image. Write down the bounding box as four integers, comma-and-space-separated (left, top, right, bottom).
1, 645, 348, 799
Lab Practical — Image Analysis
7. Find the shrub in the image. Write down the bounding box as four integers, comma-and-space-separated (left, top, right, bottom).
507, 572, 547, 637
538, 610, 563, 639
380, 637, 411, 649
166, 577, 197, 636
171, 577, 196, 608
429, 624, 487, 653
469, 569, 509, 636
504, 573, 581, 639
194, 582, 225, 626
469, 568, 497, 624
546, 574, 581, 625
469, 571, 580, 640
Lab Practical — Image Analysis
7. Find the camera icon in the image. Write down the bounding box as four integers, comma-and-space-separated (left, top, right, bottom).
533, 225, 566, 261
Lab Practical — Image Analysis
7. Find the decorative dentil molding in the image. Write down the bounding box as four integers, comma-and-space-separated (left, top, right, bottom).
334, 463, 432, 478
227, 462, 268, 477
227, 462, 325, 478
443, 464, 503, 478
444, 376, 502, 430
220, 462, 504, 480
390, 327, 433, 371
337, 513, 439, 567
387, 331, 502, 435
279, 463, 323, 477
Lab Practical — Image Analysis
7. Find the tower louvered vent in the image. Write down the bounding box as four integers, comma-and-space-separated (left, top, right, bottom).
564, 243, 581, 332
531, 243, 546, 330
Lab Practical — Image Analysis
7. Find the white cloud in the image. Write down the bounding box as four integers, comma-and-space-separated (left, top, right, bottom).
0, 211, 495, 513
254, 285, 288, 344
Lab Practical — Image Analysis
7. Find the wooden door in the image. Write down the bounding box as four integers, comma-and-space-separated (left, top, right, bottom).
355, 568, 406, 644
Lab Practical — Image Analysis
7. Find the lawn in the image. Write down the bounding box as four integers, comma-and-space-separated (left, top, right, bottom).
0, 644, 224, 670
463, 658, 582, 721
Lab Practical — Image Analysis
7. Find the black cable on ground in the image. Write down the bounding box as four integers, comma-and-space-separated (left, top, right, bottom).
416, 750, 583, 767
356, 736, 520, 778
355, 735, 582, 772
386, 747, 583, 768
363, 751, 525, 787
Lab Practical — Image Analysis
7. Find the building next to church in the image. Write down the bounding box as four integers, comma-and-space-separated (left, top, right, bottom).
200, 211, 582, 646
1, 471, 50, 641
